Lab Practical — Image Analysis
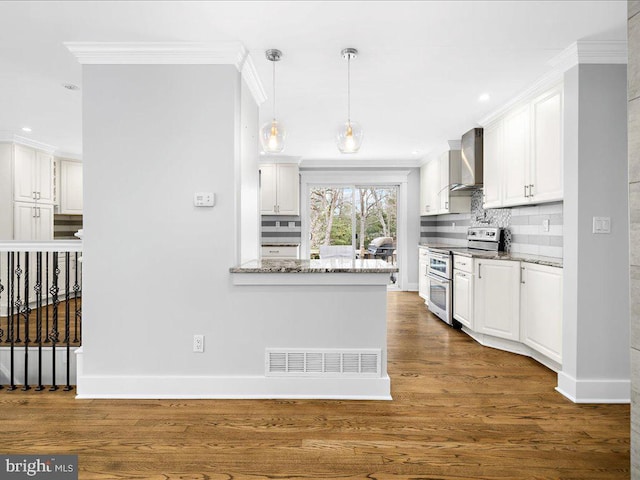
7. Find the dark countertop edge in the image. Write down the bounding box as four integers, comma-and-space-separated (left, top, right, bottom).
230, 266, 399, 273
418, 244, 563, 268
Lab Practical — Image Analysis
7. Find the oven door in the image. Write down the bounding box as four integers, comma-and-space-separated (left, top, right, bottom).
428, 251, 451, 279
427, 273, 452, 325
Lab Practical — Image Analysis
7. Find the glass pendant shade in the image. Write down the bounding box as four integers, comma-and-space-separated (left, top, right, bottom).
336, 120, 363, 154
260, 119, 286, 153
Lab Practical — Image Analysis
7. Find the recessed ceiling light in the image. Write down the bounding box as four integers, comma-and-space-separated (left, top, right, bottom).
21, 127, 32, 133
62, 83, 79, 91
478, 93, 490, 102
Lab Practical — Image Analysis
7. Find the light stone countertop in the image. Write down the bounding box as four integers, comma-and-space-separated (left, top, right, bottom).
230, 258, 399, 273
418, 243, 563, 268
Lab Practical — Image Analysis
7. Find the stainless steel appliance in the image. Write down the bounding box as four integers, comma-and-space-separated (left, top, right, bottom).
467, 226, 504, 252
426, 227, 504, 327
450, 127, 483, 191
426, 248, 453, 326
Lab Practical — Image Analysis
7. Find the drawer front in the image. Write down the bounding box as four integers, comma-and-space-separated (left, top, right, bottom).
261, 246, 299, 259
453, 255, 473, 274
419, 247, 429, 260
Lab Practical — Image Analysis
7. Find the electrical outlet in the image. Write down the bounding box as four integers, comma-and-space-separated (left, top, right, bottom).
193, 335, 204, 353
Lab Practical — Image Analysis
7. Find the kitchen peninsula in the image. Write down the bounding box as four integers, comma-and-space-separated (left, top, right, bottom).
230, 258, 398, 399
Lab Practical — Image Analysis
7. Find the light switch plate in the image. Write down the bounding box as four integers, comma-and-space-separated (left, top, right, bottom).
194, 192, 215, 207
592, 216, 611, 234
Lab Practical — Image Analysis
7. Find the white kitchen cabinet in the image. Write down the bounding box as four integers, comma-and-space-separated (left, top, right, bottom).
502, 103, 531, 207
59, 158, 83, 214
482, 84, 563, 208
261, 245, 299, 259
474, 258, 520, 341
420, 151, 470, 216
260, 163, 299, 215
14, 144, 54, 204
482, 121, 502, 208
530, 85, 563, 203
13, 201, 53, 241
439, 150, 471, 214
520, 263, 563, 364
419, 158, 439, 215
418, 247, 429, 300
453, 270, 473, 328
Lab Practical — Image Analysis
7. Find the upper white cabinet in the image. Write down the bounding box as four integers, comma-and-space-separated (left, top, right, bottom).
482, 121, 502, 208
59, 159, 83, 214
420, 150, 471, 216
520, 263, 563, 364
14, 144, 54, 204
530, 86, 563, 203
419, 158, 439, 215
260, 163, 299, 215
474, 258, 521, 341
482, 84, 563, 208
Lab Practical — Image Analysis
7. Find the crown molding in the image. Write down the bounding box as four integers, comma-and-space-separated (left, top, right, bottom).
0, 133, 57, 154
299, 158, 421, 169
54, 151, 83, 161
65, 42, 266, 105
478, 40, 627, 127
548, 40, 628, 72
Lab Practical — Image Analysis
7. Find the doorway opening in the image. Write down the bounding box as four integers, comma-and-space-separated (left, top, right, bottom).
308, 185, 399, 286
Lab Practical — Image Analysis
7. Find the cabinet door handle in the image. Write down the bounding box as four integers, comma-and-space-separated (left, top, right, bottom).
529, 184, 534, 196
33, 191, 37, 200
524, 185, 528, 197
478, 263, 482, 279
445, 201, 449, 209
521, 266, 525, 284
32, 206, 37, 218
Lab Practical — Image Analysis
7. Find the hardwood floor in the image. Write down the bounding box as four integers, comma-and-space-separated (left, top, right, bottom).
0, 292, 629, 479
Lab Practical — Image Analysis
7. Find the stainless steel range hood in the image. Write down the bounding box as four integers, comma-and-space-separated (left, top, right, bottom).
450, 128, 483, 191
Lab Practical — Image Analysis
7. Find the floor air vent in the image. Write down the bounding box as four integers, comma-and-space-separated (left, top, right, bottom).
266, 349, 381, 377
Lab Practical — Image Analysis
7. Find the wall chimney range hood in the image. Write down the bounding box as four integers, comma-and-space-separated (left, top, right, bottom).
450, 128, 483, 191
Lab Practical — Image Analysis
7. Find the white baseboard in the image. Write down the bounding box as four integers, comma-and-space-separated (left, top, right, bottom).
75, 373, 392, 400
405, 282, 419, 292
556, 371, 630, 404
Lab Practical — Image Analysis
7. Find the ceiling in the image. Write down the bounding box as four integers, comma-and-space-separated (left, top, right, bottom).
0, 1, 628, 163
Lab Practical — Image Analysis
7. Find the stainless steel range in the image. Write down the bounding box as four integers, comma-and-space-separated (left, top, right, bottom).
426, 247, 454, 326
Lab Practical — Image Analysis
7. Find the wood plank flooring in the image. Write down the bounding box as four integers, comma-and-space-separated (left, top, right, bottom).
0, 292, 629, 479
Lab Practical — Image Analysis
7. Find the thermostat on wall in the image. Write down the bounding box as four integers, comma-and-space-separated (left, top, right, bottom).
194, 192, 215, 207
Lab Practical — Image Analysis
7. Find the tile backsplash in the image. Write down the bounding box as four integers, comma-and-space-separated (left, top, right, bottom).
261, 215, 302, 245
420, 190, 563, 258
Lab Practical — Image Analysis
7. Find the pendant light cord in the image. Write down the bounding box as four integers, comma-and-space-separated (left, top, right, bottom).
347, 55, 351, 125
272, 58, 276, 121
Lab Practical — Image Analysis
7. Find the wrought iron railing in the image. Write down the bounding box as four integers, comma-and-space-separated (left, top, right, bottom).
0, 242, 82, 391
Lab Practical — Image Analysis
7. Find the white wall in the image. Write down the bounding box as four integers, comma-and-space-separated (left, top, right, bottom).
82, 64, 241, 375
237, 78, 260, 264
560, 64, 630, 402
79, 63, 390, 398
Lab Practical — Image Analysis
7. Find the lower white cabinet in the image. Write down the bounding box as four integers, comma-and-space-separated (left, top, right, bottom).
474, 258, 521, 341
418, 247, 429, 300
14, 202, 53, 241
261, 245, 299, 259
453, 270, 473, 328
520, 263, 563, 363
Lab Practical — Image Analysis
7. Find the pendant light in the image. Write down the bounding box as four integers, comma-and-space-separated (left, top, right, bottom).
336, 48, 363, 154
260, 49, 286, 153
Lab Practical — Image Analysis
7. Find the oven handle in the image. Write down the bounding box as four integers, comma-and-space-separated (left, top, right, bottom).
428, 273, 450, 285
428, 251, 451, 261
